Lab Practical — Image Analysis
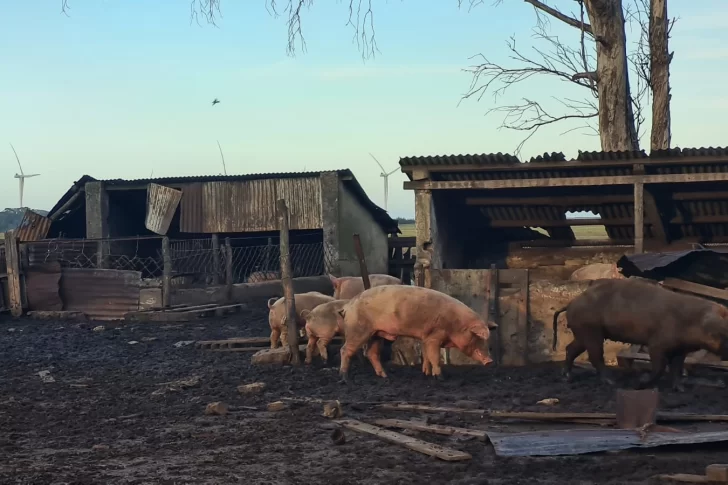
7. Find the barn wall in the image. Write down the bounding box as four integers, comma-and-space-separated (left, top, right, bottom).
336, 181, 389, 275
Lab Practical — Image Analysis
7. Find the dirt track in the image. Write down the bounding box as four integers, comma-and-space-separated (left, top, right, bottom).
3, 301, 728, 484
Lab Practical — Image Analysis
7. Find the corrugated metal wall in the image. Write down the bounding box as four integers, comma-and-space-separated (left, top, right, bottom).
60, 268, 141, 320
180, 178, 323, 233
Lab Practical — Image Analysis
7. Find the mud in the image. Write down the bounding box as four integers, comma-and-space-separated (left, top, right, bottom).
3, 301, 728, 484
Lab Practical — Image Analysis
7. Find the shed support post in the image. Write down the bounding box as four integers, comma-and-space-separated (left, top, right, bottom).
634, 181, 645, 254
162, 237, 171, 308
278, 199, 300, 365
414, 189, 436, 288
320, 172, 340, 277
85, 181, 110, 268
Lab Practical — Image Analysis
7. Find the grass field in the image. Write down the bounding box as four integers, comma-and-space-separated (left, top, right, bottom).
396, 222, 608, 239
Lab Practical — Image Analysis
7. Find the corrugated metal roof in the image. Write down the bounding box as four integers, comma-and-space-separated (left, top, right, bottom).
652, 146, 728, 158
576, 149, 648, 161
399, 153, 520, 167
528, 152, 566, 163
47, 170, 399, 235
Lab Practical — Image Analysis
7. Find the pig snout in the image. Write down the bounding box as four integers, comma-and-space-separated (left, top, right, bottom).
472, 348, 494, 366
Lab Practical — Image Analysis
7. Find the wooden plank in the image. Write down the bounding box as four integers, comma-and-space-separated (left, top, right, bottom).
634, 181, 644, 254
466, 194, 633, 206
652, 473, 708, 483
4, 231, 22, 317
334, 419, 472, 462
643, 189, 668, 244
617, 351, 728, 372
403, 172, 728, 190
662, 278, 728, 302
374, 419, 487, 441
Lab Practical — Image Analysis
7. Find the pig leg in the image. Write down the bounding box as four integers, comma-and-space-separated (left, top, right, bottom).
365, 339, 388, 379
584, 339, 615, 386
305, 334, 318, 365
667, 352, 686, 392
316, 338, 331, 364
270, 328, 281, 349
563, 339, 587, 381
423, 340, 444, 380
636, 346, 668, 389
339, 334, 370, 384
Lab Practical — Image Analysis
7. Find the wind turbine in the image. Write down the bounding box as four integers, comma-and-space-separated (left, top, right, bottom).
369, 153, 398, 211
10, 144, 40, 209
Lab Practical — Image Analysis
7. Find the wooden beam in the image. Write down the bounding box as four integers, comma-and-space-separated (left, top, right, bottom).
404, 172, 728, 190
672, 191, 728, 201
662, 278, 728, 302
486, 218, 634, 228
634, 181, 645, 254
466, 194, 632, 206
400, 155, 728, 174
643, 189, 668, 244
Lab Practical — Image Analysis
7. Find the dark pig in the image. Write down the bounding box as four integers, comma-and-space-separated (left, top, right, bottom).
552, 278, 728, 391
337, 285, 497, 381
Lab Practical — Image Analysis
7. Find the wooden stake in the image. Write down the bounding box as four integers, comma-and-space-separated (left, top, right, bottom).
211, 234, 220, 285
277, 199, 300, 365
162, 236, 171, 308
4, 231, 22, 317
634, 181, 644, 254
352, 234, 371, 290
224, 238, 233, 303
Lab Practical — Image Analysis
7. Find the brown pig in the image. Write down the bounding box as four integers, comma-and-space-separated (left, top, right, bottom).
267, 291, 335, 348
301, 300, 349, 364
337, 285, 497, 381
328, 274, 402, 300
552, 278, 728, 391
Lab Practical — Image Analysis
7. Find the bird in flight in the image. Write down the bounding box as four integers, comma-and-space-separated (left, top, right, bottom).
212, 98, 220, 106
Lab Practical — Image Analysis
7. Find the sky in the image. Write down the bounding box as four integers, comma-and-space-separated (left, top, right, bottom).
1, 1, 727, 218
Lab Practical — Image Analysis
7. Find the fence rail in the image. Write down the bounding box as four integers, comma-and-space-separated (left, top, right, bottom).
389, 236, 415, 284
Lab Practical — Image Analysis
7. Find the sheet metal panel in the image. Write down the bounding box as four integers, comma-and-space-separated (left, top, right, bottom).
145, 183, 182, 235
60, 268, 141, 320
180, 178, 322, 233
15, 210, 51, 242
488, 428, 728, 457
25, 261, 63, 311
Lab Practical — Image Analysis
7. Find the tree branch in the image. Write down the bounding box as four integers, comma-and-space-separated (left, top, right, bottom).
522, 0, 593, 35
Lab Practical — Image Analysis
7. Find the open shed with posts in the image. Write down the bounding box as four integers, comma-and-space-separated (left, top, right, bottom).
3, 170, 398, 320
397, 148, 728, 367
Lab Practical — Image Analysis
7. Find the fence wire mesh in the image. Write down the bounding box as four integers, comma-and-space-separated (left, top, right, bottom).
16, 233, 333, 288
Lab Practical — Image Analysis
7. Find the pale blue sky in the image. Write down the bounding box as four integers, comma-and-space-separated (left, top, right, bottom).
1, 1, 726, 218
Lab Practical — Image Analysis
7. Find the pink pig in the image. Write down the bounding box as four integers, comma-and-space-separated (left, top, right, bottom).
328, 274, 402, 300
267, 291, 334, 348
337, 285, 497, 381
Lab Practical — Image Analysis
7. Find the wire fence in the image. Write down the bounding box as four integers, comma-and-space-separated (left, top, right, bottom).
17, 234, 335, 287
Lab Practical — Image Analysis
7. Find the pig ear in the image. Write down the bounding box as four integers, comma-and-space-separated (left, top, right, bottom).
487, 321, 498, 330
338, 309, 346, 319
300, 309, 311, 319
470, 325, 490, 340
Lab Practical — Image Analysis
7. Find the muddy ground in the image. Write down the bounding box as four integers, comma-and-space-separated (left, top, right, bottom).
3, 301, 728, 484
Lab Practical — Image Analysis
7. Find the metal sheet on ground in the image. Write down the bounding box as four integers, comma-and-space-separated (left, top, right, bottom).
487, 429, 728, 457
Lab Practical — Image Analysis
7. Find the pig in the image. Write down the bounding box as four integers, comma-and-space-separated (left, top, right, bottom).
552, 278, 728, 391
267, 291, 335, 348
300, 299, 349, 364
337, 285, 497, 382
569, 263, 625, 281
328, 274, 402, 300
248, 271, 280, 283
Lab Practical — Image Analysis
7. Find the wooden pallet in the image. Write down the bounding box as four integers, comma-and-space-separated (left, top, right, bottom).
125, 302, 246, 322
196, 335, 344, 352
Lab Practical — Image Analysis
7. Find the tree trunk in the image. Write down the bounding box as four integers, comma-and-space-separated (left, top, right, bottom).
584, 0, 639, 152
649, 0, 671, 151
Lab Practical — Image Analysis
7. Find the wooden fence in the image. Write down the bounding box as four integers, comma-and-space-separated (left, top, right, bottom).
388, 236, 415, 283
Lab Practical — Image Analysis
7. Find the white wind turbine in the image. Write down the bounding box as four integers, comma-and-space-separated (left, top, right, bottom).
10, 144, 40, 209
369, 153, 398, 211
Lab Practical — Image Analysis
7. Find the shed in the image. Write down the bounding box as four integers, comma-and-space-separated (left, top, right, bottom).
395, 147, 728, 367
45, 170, 398, 278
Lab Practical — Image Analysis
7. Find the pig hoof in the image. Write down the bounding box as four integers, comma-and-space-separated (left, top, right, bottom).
435, 374, 445, 382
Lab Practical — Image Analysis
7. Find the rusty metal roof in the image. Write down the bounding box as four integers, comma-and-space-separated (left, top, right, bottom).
48, 170, 399, 235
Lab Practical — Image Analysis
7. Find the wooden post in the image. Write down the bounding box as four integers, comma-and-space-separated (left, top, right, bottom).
211, 234, 221, 285
352, 234, 371, 290
224, 238, 233, 303
265, 237, 272, 271
277, 199, 300, 365
634, 181, 645, 254
4, 231, 23, 317
162, 237, 171, 308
